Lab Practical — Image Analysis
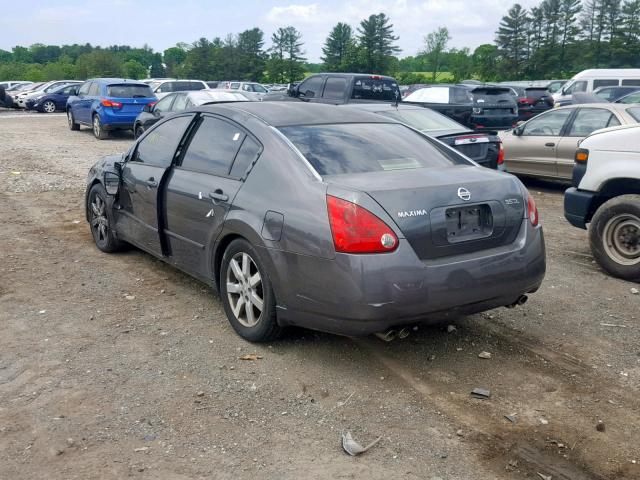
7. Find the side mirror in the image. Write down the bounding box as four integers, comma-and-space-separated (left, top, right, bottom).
69, 87, 79, 96
513, 126, 524, 136
104, 171, 120, 196
288, 84, 299, 97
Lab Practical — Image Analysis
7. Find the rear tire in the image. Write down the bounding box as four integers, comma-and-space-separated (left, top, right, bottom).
220, 239, 282, 342
67, 110, 79, 130
589, 195, 640, 282
87, 183, 125, 253
93, 114, 109, 140
134, 125, 145, 139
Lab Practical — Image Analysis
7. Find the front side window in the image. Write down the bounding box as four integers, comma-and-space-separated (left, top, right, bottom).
323, 77, 348, 99
180, 116, 246, 175
157, 82, 174, 93
229, 82, 240, 90
565, 81, 587, 94
153, 94, 175, 113
298, 76, 324, 98
252, 83, 268, 93
594, 88, 616, 101
522, 109, 572, 136
88, 83, 100, 96
172, 93, 188, 111
279, 123, 465, 176
133, 115, 193, 167
567, 108, 620, 136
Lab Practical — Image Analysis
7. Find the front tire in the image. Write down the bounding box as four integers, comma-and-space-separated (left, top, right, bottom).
589, 195, 640, 282
134, 125, 145, 139
87, 183, 125, 253
42, 100, 56, 113
67, 110, 79, 130
93, 114, 109, 140
220, 239, 282, 342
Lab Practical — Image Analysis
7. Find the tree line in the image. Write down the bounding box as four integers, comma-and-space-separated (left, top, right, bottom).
1, 2, 640, 85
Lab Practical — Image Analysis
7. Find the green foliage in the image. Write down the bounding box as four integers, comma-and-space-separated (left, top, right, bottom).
322, 22, 356, 71
266, 26, 306, 83
356, 13, 401, 73
422, 27, 451, 81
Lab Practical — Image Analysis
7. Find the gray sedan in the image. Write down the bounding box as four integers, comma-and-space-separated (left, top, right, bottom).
85, 103, 545, 341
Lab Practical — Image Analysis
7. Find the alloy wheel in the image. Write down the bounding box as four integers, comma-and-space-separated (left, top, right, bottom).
226, 252, 264, 328
603, 213, 640, 265
67, 111, 73, 127
90, 193, 109, 244
93, 116, 101, 137
43, 101, 56, 113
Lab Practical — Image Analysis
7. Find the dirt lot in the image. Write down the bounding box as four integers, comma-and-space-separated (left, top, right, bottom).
1, 109, 639, 480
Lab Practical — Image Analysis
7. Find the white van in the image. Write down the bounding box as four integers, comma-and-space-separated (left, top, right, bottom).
553, 69, 640, 103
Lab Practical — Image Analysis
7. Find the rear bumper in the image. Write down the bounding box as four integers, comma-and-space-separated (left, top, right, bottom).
98, 110, 141, 129
271, 219, 546, 336
470, 114, 518, 131
564, 187, 596, 229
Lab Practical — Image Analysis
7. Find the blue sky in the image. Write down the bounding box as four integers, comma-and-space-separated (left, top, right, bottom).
0, 0, 537, 61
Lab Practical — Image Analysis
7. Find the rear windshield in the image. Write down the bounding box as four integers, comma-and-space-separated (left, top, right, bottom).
525, 88, 550, 99
107, 84, 153, 98
351, 77, 400, 101
377, 108, 463, 132
279, 123, 464, 176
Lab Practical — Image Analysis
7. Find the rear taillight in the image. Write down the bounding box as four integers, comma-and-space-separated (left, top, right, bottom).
326, 195, 398, 254
526, 194, 539, 226
518, 98, 535, 105
497, 142, 505, 165
101, 99, 122, 108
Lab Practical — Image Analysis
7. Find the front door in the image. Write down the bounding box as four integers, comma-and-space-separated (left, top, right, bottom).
116, 114, 195, 256
555, 107, 621, 180
504, 108, 574, 178
164, 114, 261, 279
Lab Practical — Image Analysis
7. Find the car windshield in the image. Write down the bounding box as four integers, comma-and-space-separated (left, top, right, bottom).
107, 84, 154, 98
377, 108, 463, 132
252, 84, 268, 93
148, 81, 161, 91
279, 123, 464, 176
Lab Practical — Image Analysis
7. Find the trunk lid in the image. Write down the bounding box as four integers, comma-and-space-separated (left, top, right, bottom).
327, 165, 526, 260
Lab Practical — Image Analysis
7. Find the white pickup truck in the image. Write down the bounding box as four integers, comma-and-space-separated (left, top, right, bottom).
564, 124, 640, 281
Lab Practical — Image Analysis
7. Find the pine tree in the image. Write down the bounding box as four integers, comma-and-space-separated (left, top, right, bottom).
267, 26, 305, 83
237, 28, 266, 81
357, 13, 400, 73
496, 4, 530, 78
321, 23, 355, 72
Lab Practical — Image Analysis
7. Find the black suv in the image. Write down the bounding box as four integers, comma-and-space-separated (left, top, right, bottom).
284, 73, 401, 104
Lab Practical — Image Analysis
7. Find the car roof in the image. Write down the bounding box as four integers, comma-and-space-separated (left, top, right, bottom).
194, 102, 395, 127
88, 78, 149, 85
345, 103, 427, 112
553, 103, 634, 112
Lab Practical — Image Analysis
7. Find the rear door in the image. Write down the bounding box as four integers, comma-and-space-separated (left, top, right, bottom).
117, 115, 195, 255
164, 114, 259, 278
555, 107, 621, 179
75, 81, 94, 123
320, 76, 349, 104
504, 108, 574, 178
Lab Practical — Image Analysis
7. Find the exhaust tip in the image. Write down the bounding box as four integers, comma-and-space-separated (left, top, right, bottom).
397, 327, 410, 339
374, 330, 398, 342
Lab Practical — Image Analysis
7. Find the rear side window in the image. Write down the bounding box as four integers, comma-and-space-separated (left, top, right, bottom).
567, 108, 620, 136
626, 107, 640, 121
622, 79, 640, 86
279, 123, 464, 176
230, 136, 262, 178
323, 77, 348, 99
88, 83, 100, 96
593, 79, 619, 88
405, 87, 449, 103
229, 83, 240, 90
522, 109, 572, 136
134, 115, 193, 167
180, 116, 246, 175
351, 77, 399, 101
107, 84, 153, 98
172, 93, 188, 111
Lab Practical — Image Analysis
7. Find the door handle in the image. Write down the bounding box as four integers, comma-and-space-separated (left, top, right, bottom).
544, 142, 555, 147
146, 177, 158, 188
209, 190, 229, 202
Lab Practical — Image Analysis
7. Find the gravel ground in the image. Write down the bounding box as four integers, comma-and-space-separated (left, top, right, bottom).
1, 110, 639, 479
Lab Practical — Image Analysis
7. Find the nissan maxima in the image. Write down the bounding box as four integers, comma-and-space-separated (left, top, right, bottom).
85, 103, 546, 342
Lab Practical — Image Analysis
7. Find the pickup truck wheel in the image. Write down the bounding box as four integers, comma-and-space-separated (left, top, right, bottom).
93, 115, 109, 140
220, 239, 282, 342
67, 110, 79, 130
589, 195, 640, 282
88, 183, 125, 253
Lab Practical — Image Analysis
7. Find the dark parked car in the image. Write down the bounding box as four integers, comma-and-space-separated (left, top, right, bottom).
344, 103, 504, 170
503, 85, 553, 121
67, 78, 156, 139
461, 85, 519, 131
403, 85, 475, 127
133, 90, 250, 138
283, 73, 401, 104
26, 83, 81, 113
85, 102, 545, 342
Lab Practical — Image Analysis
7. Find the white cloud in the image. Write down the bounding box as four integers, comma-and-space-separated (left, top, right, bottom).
266, 4, 320, 23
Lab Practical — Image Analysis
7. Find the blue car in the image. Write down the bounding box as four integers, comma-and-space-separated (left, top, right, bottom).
26, 83, 81, 113
66, 78, 156, 139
